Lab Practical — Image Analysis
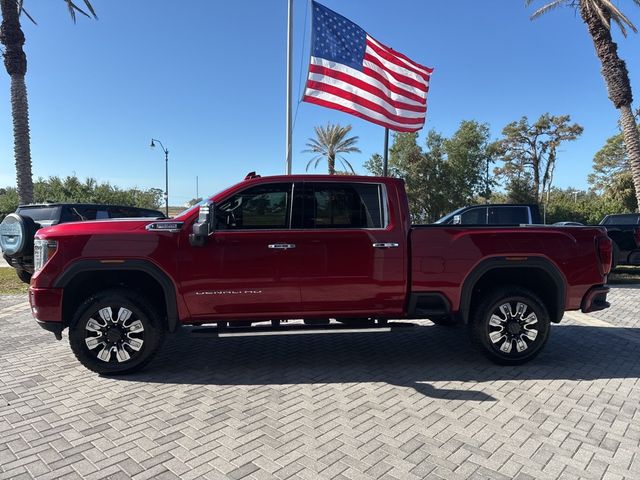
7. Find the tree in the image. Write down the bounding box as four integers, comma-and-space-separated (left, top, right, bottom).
0, 0, 96, 204
364, 121, 495, 222
588, 125, 640, 210
527, 0, 640, 211
443, 120, 498, 203
303, 123, 360, 175
495, 114, 583, 203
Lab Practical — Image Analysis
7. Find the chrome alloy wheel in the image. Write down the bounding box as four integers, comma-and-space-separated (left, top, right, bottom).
84, 307, 145, 363
488, 301, 538, 354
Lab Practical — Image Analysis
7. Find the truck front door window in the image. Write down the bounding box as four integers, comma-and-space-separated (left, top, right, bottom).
216, 183, 291, 230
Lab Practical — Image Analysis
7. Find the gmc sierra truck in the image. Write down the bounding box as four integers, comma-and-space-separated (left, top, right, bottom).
27, 174, 612, 374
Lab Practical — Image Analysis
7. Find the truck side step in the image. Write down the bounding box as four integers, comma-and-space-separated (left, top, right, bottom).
191, 321, 417, 337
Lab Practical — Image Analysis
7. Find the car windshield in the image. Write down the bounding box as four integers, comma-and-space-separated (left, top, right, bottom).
433, 207, 466, 224
600, 214, 640, 225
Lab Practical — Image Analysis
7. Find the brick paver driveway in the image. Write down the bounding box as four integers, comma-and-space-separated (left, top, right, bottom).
1, 287, 640, 480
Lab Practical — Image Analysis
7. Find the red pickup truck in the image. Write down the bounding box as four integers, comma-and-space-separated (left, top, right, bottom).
28, 174, 612, 374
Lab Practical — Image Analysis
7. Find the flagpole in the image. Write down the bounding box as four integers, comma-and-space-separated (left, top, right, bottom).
285, 0, 293, 175
383, 127, 389, 176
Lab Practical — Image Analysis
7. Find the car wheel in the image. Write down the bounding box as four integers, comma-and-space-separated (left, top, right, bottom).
16, 269, 32, 284
470, 287, 550, 365
69, 289, 164, 375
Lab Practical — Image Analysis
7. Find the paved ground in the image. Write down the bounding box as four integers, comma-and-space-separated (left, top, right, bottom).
1, 288, 640, 480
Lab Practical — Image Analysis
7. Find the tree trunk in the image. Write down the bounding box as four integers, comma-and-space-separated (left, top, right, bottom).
0, 0, 33, 204
11, 75, 33, 203
579, 1, 640, 210
328, 154, 335, 175
620, 105, 640, 210
532, 158, 541, 203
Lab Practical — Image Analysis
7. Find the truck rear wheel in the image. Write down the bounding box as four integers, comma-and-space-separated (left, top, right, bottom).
69, 289, 164, 375
470, 287, 550, 365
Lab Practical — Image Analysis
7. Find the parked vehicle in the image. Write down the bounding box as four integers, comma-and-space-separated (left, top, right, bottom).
0, 203, 165, 283
553, 221, 584, 226
599, 213, 640, 268
26, 175, 611, 374
434, 204, 542, 225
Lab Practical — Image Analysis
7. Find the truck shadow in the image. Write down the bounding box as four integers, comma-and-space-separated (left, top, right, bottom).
118, 324, 640, 402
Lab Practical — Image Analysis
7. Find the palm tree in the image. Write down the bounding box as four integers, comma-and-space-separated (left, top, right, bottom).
0, 0, 96, 204
304, 123, 361, 175
527, 0, 640, 211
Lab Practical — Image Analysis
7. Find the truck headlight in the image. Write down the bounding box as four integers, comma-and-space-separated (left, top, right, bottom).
33, 239, 57, 272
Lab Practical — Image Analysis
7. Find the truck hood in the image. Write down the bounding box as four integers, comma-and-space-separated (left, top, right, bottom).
35, 218, 159, 238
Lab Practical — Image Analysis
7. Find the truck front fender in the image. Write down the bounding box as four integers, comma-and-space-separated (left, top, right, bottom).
53, 259, 180, 332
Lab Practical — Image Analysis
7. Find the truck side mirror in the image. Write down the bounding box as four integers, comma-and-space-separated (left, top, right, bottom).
453, 214, 462, 225
189, 201, 215, 247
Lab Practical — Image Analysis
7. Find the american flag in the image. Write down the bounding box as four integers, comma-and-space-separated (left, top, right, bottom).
303, 1, 433, 132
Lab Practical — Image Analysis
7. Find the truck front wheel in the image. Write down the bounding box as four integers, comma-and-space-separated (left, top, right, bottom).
69, 289, 165, 375
471, 288, 550, 365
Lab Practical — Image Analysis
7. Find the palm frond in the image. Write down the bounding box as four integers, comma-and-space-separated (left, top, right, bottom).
302, 123, 360, 173
20, 7, 37, 25
529, 0, 567, 20
600, 0, 637, 35
64, 0, 97, 23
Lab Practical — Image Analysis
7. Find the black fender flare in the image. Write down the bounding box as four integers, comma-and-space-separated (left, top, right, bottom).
53, 259, 179, 332
459, 256, 566, 323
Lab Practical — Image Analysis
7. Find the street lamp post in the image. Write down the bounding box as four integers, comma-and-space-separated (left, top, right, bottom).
150, 138, 169, 217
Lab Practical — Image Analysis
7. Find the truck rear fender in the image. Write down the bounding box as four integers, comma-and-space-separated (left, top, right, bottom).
460, 257, 566, 324
54, 260, 179, 332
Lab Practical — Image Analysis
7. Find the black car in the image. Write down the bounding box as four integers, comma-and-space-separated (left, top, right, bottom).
434, 204, 542, 225
0, 203, 165, 283
599, 213, 640, 268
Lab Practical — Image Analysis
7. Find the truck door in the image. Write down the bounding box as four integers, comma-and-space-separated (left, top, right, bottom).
179, 182, 302, 318
291, 181, 406, 317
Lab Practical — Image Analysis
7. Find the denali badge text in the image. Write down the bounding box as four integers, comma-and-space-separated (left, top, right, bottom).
195, 290, 263, 295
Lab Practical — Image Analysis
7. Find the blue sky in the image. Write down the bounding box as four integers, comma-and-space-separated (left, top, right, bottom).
1, 0, 639, 206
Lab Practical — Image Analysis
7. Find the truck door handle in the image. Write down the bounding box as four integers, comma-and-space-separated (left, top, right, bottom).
372, 243, 399, 249
268, 243, 296, 250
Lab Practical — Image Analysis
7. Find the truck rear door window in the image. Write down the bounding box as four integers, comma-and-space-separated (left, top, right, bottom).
216, 183, 292, 230
302, 183, 384, 229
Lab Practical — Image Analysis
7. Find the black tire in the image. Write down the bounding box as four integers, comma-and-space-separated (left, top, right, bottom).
470, 287, 550, 365
16, 269, 32, 284
429, 315, 457, 326
69, 289, 165, 375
